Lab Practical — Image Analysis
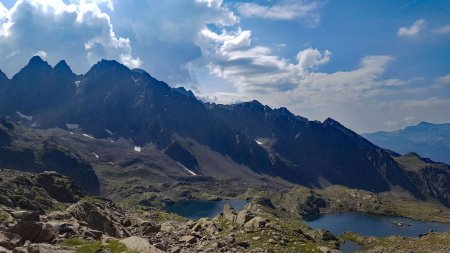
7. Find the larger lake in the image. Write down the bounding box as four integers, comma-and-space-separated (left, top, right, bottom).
165, 199, 247, 219
306, 212, 450, 238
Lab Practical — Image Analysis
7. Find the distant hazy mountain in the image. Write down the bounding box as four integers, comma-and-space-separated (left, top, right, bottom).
363, 122, 450, 164
1, 56, 450, 206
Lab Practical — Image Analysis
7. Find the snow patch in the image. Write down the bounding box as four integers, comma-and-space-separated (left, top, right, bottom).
16, 111, 33, 121
105, 129, 114, 136
295, 132, 301, 139
69, 132, 74, 135
30, 122, 40, 128
82, 133, 95, 139
66, 124, 79, 130
134, 146, 142, 152
92, 152, 99, 159
177, 162, 197, 176
255, 140, 263, 145
75, 81, 81, 88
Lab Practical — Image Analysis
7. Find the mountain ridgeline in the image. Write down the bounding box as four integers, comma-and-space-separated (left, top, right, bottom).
1, 56, 449, 206
363, 122, 450, 164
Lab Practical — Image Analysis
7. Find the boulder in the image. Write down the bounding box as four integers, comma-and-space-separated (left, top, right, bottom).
178, 235, 197, 244
243, 217, 267, 229
7, 221, 57, 243
10, 211, 40, 222
7, 221, 41, 242
0, 231, 21, 250
138, 221, 160, 235
120, 236, 165, 253
34, 223, 58, 243
222, 204, 237, 222
0, 245, 11, 253
67, 201, 118, 236
236, 210, 254, 225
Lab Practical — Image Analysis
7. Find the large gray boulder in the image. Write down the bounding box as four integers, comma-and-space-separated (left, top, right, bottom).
67, 201, 119, 236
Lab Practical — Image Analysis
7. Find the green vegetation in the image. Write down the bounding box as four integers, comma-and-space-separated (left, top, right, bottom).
59, 238, 137, 253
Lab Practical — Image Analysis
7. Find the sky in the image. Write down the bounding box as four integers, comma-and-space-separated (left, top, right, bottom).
0, 0, 449, 133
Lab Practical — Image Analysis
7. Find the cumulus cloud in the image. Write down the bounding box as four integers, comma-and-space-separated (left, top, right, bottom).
199, 26, 332, 93
237, 0, 323, 26
397, 19, 426, 37
0, 0, 140, 76
106, 0, 238, 86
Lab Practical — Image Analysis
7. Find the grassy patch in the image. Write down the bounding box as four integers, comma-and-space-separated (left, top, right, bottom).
59, 238, 137, 253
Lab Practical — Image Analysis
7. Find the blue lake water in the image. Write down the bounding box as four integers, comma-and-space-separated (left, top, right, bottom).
165, 199, 247, 219
306, 212, 450, 238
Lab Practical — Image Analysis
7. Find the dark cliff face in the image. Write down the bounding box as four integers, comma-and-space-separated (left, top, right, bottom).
0, 119, 99, 195
206, 102, 423, 197
0, 57, 449, 206
394, 153, 450, 207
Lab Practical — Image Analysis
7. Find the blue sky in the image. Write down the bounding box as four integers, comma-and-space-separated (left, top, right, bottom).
0, 0, 449, 132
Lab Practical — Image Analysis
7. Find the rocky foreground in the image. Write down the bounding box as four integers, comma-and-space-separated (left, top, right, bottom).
1, 169, 450, 253
0, 169, 341, 253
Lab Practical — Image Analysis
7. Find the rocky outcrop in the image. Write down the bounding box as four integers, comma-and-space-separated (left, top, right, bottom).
0, 170, 84, 213
67, 201, 119, 236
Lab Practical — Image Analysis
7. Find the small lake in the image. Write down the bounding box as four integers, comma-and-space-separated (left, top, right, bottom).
165, 199, 247, 219
306, 212, 450, 238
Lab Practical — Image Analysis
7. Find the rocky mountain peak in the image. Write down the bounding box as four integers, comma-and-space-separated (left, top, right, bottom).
53, 60, 74, 75
87, 59, 130, 75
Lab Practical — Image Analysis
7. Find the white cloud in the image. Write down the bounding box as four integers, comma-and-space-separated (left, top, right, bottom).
0, 0, 140, 75
237, 0, 323, 26
34, 50, 47, 59
397, 19, 426, 37
436, 74, 450, 85
200, 24, 333, 93
105, 0, 238, 85
433, 25, 450, 34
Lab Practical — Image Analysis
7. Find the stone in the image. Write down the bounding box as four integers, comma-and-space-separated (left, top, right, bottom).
140, 221, 161, 235
34, 223, 58, 243
236, 210, 254, 225
0, 245, 11, 253
81, 229, 103, 240
47, 211, 72, 220
7, 221, 41, 242
120, 236, 165, 253
222, 204, 237, 222
179, 235, 197, 244
27, 243, 75, 253
67, 201, 118, 236
318, 246, 332, 253
243, 217, 267, 229
191, 223, 202, 232
10, 211, 40, 222
170, 246, 181, 253
252, 236, 261, 241
122, 219, 132, 227
57, 223, 79, 238
0, 231, 21, 250
215, 241, 226, 248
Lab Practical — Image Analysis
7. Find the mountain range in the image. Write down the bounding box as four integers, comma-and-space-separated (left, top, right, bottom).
363, 122, 450, 164
1, 56, 449, 207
